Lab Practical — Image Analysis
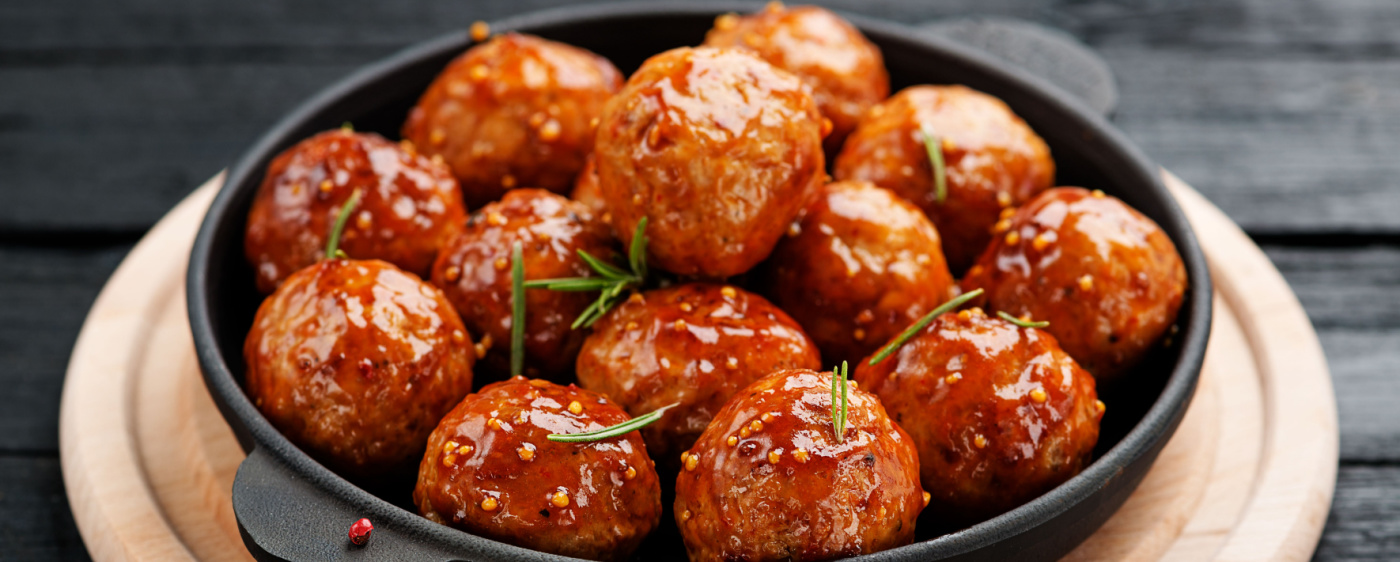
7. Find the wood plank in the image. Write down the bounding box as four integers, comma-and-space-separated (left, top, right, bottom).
0, 246, 128, 454
1315, 464, 1400, 562
1262, 246, 1400, 462
1107, 49, 1400, 235
5, 0, 1400, 233
0, 455, 91, 561
0, 64, 356, 232
1263, 246, 1400, 330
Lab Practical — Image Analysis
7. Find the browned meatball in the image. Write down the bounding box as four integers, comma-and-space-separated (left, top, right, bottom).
569, 154, 609, 219
703, 3, 889, 156
414, 377, 662, 561
855, 308, 1102, 524
835, 85, 1055, 272
403, 33, 623, 208
244, 129, 466, 293
594, 46, 826, 277
431, 189, 614, 382
244, 259, 474, 477
675, 369, 924, 561
575, 283, 821, 470
960, 187, 1187, 382
761, 180, 955, 365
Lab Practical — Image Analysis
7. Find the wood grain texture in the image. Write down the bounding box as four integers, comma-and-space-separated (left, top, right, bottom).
3, 0, 1399, 233
1316, 465, 1400, 562
0, 246, 127, 452
0, 456, 90, 560
58, 178, 218, 562
1166, 172, 1337, 562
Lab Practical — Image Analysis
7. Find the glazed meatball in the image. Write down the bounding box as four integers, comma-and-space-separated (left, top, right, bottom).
431, 189, 614, 382
703, 3, 889, 155
575, 283, 821, 470
569, 154, 609, 219
244, 259, 475, 477
403, 33, 623, 208
761, 180, 955, 365
834, 85, 1054, 272
960, 187, 1187, 382
244, 129, 466, 293
675, 369, 924, 561
414, 377, 662, 561
854, 308, 1102, 524
594, 46, 826, 277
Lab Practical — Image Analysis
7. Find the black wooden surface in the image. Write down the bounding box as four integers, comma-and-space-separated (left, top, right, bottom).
2, 0, 1397, 560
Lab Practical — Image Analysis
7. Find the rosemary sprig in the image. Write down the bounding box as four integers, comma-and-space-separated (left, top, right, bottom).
920, 126, 947, 204
524, 217, 649, 329
998, 311, 1049, 329
325, 188, 363, 259
868, 288, 985, 366
831, 361, 849, 443
510, 241, 525, 377
547, 402, 678, 443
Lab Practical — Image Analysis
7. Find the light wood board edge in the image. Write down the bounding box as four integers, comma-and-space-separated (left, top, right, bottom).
59, 175, 222, 562
1164, 171, 1339, 562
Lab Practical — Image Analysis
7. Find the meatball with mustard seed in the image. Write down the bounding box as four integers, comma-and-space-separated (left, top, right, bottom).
761, 180, 956, 365
575, 283, 822, 471
431, 188, 615, 382
569, 154, 610, 221
414, 377, 662, 562
244, 129, 466, 293
854, 308, 1102, 524
403, 33, 623, 208
244, 259, 475, 478
703, 2, 889, 156
960, 187, 1187, 382
675, 368, 925, 561
835, 85, 1055, 272
594, 46, 826, 277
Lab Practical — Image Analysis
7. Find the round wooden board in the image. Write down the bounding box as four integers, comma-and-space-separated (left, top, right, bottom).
59, 171, 1338, 562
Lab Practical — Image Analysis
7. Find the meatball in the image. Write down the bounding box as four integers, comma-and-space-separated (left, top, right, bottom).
675, 369, 924, 561
834, 85, 1054, 272
854, 308, 1102, 524
703, 3, 889, 156
431, 189, 614, 382
414, 377, 662, 561
244, 129, 466, 293
244, 259, 475, 477
761, 180, 955, 365
594, 46, 826, 277
569, 154, 609, 219
575, 283, 821, 470
403, 33, 623, 208
960, 187, 1187, 382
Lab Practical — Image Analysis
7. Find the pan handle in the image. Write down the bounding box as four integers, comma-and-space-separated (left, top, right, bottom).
231, 446, 472, 561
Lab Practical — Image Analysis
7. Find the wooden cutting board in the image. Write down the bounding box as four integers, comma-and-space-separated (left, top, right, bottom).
58, 171, 1337, 562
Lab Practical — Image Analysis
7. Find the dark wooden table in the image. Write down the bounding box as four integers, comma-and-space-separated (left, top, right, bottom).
3, 0, 1396, 559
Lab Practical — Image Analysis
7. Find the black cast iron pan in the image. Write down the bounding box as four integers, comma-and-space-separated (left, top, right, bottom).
187, 3, 1212, 560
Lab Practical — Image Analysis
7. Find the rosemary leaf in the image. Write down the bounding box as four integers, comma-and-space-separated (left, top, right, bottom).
510, 241, 525, 377
547, 402, 678, 443
868, 288, 984, 366
998, 311, 1049, 329
628, 217, 649, 281
523, 277, 615, 291
576, 249, 632, 281
324, 188, 363, 259
920, 126, 947, 204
